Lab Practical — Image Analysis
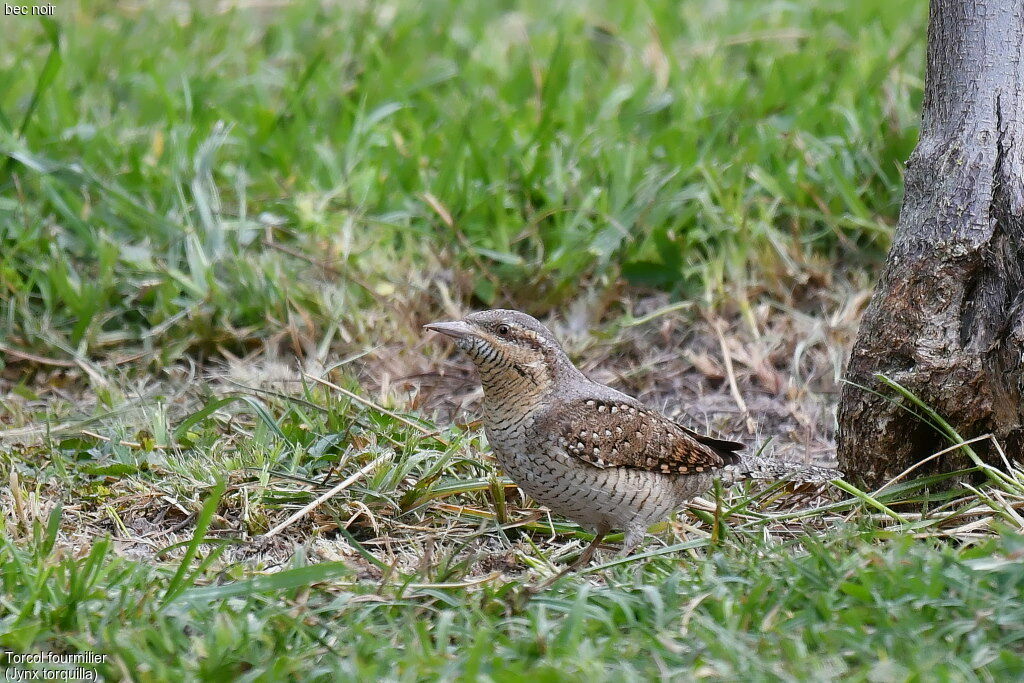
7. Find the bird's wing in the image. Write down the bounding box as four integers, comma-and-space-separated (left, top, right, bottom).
677, 424, 746, 456
545, 398, 740, 474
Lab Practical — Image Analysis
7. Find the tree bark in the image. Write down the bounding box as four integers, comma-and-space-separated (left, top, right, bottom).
838, 0, 1024, 487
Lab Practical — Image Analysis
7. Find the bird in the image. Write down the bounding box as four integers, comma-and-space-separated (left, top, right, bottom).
425, 309, 840, 574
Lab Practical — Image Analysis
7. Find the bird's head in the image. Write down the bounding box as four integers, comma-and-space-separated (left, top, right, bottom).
424, 309, 568, 394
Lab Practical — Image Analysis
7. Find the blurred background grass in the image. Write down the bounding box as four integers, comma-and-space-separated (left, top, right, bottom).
1, 0, 924, 365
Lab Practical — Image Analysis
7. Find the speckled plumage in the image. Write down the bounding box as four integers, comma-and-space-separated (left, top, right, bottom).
426, 309, 839, 555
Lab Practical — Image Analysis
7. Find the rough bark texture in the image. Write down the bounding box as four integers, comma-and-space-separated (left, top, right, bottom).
838, 0, 1024, 487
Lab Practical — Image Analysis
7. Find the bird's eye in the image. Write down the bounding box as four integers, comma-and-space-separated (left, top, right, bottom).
496, 324, 511, 336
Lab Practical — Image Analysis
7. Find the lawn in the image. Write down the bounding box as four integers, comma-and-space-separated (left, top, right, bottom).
3, 0, 1024, 680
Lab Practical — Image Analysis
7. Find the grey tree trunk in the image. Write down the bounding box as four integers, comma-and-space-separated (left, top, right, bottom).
838, 0, 1024, 487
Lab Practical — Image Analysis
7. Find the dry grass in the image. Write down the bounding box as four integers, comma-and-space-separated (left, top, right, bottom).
4, 278, 1019, 582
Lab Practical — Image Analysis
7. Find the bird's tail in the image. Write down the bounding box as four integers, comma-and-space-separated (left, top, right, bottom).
724, 456, 842, 484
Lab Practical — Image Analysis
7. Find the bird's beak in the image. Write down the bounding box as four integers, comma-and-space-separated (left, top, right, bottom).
423, 320, 475, 339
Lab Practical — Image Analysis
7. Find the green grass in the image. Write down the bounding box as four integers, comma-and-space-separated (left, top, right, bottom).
2, 0, 923, 363
4, 375, 1024, 679
7, 1, 1024, 680
4, 513, 1024, 680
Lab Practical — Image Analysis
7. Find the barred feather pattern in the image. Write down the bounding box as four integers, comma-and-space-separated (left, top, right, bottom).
721, 456, 842, 484
429, 309, 842, 554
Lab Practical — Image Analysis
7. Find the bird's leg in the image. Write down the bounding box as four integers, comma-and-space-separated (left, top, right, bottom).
574, 532, 605, 567
525, 532, 607, 594
620, 527, 645, 557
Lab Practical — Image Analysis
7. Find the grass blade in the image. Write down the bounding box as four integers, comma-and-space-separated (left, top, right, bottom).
178, 560, 354, 603
160, 478, 226, 606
